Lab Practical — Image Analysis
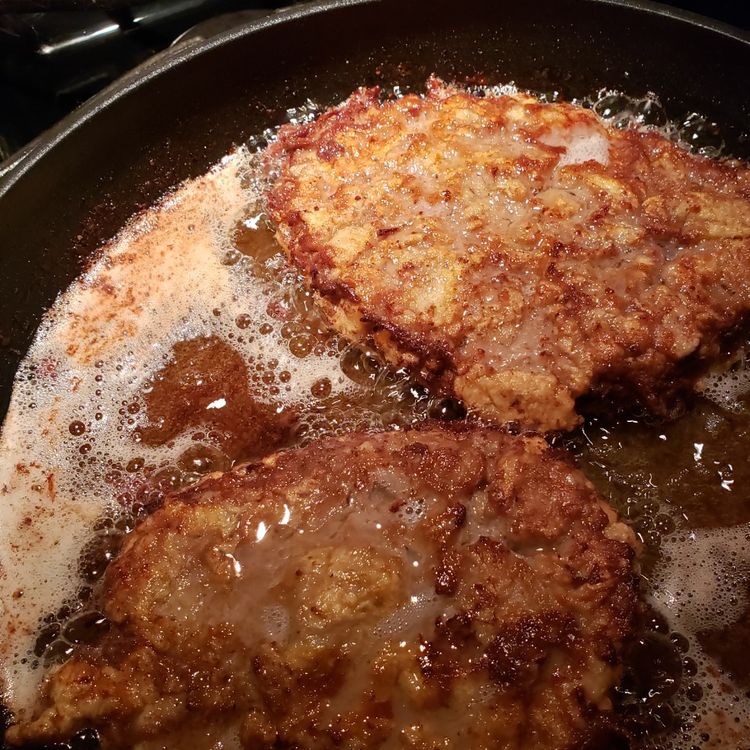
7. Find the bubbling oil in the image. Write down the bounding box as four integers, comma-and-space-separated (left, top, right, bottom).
562, 339, 750, 750
1, 84, 748, 749
0, 145, 461, 725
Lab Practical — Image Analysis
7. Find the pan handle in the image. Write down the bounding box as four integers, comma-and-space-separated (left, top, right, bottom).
0, 26, 195, 182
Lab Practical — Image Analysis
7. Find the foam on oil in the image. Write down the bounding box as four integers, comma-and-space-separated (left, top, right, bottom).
576, 355, 750, 747
0, 147, 363, 717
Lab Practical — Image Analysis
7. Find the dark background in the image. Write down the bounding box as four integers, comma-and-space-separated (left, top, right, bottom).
666, 0, 748, 27
0, 0, 748, 161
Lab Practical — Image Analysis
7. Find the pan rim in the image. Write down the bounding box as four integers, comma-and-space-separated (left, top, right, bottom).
0, 0, 747, 196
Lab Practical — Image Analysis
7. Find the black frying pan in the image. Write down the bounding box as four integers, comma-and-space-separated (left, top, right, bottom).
0, 0, 748, 421
0, 0, 748, 745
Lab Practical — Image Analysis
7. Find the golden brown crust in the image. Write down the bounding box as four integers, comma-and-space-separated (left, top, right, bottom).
266, 80, 750, 431
8, 424, 638, 749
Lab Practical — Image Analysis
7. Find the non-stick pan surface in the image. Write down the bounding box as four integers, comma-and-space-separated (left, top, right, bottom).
0, 0, 748, 745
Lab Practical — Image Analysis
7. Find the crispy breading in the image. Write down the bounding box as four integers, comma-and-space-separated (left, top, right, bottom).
266, 79, 750, 431
7, 425, 638, 749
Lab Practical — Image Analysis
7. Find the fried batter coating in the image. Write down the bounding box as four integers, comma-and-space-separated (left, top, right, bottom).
266, 79, 750, 431
8, 425, 638, 749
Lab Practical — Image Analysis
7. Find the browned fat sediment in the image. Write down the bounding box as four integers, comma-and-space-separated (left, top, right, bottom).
266, 77, 750, 432
6, 425, 639, 750
137, 335, 293, 463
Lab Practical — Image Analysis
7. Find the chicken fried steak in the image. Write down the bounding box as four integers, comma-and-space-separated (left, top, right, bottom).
267, 80, 750, 431
8, 425, 638, 749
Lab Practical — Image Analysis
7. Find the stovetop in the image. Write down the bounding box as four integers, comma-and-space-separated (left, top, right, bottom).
0, 0, 748, 162
0, 0, 294, 160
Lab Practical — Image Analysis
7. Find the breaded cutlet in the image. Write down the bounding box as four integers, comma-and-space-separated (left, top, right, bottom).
9, 424, 638, 749
267, 79, 750, 431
